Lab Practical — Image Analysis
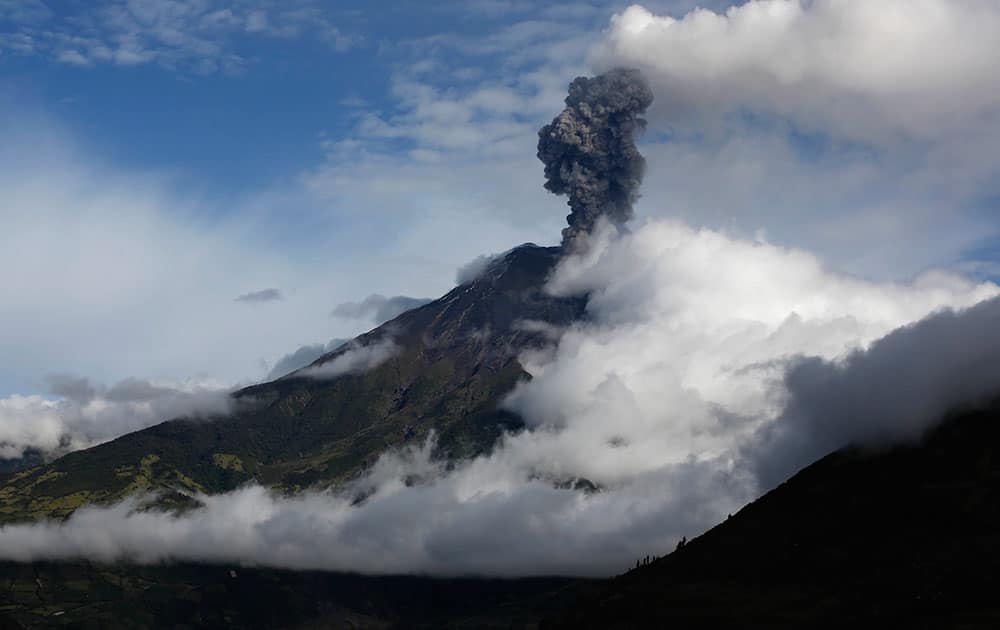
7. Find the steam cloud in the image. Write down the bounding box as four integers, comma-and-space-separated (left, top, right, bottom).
2, 221, 997, 575
537, 68, 653, 248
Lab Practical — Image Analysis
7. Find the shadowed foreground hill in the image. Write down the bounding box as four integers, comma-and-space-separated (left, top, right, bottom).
545, 401, 1000, 629
3, 389, 1000, 627
0, 563, 587, 629
0, 244, 586, 523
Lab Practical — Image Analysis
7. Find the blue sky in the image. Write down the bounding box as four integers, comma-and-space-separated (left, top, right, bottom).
0, 1, 622, 200
1, 0, 999, 400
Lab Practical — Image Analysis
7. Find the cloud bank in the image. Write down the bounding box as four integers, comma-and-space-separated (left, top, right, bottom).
2, 221, 997, 576
0, 377, 231, 461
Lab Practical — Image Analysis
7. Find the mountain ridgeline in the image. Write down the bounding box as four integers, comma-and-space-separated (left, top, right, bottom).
0, 244, 586, 523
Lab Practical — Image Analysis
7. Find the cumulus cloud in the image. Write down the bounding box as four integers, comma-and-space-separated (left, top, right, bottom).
331, 294, 432, 325
3, 221, 997, 575
0, 377, 232, 461
596, 1, 1000, 141
234, 288, 283, 303
298, 339, 398, 380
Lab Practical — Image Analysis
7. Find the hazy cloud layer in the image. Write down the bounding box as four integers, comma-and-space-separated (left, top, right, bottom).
2, 221, 997, 575
331, 294, 431, 325
0, 377, 231, 461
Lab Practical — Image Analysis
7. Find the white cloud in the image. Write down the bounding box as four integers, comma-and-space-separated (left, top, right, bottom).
298, 339, 398, 380
0, 113, 464, 398
0, 377, 231, 461
587, 2, 1000, 278
597, 1, 1000, 141
3, 221, 997, 575
0, 0, 360, 73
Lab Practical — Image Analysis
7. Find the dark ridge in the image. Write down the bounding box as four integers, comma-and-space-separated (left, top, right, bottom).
544, 400, 1000, 629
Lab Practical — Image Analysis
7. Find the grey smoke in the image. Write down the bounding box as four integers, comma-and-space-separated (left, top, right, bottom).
234, 288, 283, 303
537, 67, 653, 248
331, 294, 431, 325
267, 338, 349, 380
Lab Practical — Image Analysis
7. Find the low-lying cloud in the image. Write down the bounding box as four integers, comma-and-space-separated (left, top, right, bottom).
297, 339, 399, 380
2, 220, 998, 576
0, 377, 232, 462
331, 294, 431, 325
266, 338, 349, 380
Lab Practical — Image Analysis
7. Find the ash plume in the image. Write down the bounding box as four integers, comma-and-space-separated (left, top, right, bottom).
537, 68, 653, 248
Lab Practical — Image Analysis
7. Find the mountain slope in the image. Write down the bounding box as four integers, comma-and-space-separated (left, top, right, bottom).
0, 244, 585, 523
545, 400, 1000, 628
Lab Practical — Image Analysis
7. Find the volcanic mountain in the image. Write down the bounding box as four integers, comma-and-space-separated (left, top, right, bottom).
0, 244, 585, 522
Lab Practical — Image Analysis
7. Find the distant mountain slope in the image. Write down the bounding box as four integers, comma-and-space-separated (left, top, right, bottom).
0, 244, 586, 523
546, 400, 1000, 628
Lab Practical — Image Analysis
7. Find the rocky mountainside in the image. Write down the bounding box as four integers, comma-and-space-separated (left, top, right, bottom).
0, 244, 586, 523
545, 400, 1000, 629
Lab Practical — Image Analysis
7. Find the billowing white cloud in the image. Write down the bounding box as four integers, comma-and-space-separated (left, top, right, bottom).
3, 220, 997, 575
0, 377, 231, 461
597, 1, 1000, 140
590, 1, 1000, 278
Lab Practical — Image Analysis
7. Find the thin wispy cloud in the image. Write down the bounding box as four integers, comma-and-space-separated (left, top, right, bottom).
0, 0, 360, 73
331, 294, 430, 325
234, 288, 282, 303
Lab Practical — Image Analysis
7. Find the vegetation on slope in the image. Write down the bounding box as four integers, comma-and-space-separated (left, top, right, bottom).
0, 244, 585, 524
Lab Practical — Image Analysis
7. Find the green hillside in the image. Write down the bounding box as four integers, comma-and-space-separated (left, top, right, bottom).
0, 244, 585, 524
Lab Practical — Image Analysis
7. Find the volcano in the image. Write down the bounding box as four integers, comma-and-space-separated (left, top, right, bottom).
0, 244, 586, 522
